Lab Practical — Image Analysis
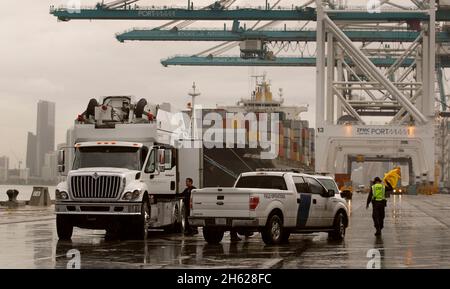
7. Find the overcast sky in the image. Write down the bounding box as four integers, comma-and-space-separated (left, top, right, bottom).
0, 0, 423, 168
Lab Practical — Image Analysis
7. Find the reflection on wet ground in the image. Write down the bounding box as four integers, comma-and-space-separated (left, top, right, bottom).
2, 194, 450, 268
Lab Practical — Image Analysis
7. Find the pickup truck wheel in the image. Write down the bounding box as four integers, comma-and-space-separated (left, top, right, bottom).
329, 212, 346, 241
261, 214, 284, 245
56, 215, 73, 240
203, 227, 224, 244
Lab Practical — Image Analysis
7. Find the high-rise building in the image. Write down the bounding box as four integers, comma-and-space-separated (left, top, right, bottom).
26, 132, 38, 176
0, 156, 9, 182
41, 152, 57, 181
36, 100, 55, 176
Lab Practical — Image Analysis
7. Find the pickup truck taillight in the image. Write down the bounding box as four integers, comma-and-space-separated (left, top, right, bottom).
249, 196, 259, 211
190, 196, 193, 210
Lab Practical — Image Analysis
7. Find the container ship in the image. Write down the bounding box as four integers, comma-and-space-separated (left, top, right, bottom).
198, 74, 316, 187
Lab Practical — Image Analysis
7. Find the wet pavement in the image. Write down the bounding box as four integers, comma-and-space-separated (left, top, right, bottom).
1, 193, 450, 268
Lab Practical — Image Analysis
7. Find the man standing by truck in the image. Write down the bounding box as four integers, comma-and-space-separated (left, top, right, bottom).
182, 178, 198, 235
366, 177, 392, 236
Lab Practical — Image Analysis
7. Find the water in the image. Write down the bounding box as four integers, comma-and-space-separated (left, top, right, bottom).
0, 185, 56, 202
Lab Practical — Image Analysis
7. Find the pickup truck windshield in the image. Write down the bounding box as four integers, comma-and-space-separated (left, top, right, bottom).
318, 178, 339, 192
235, 176, 287, 190
73, 146, 141, 170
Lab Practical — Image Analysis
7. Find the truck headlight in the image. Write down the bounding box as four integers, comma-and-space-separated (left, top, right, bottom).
55, 189, 69, 200
122, 190, 141, 201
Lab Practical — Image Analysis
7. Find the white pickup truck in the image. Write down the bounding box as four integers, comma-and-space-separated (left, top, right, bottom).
189, 171, 349, 245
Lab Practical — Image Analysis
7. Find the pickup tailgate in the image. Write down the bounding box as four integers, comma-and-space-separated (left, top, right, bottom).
191, 188, 251, 218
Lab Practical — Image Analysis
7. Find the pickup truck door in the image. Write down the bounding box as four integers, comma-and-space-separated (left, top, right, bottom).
318, 179, 341, 226
304, 177, 328, 227
293, 176, 313, 228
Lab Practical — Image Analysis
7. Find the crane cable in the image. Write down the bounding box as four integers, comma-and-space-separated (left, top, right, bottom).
196, 0, 297, 57
155, 0, 237, 30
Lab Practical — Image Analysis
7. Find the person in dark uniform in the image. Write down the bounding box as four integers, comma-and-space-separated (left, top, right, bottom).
182, 178, 198, 235
366, 177, 392, 236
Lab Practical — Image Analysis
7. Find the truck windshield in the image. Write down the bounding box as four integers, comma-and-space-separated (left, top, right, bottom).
235, 176, 287, 190
73, 146, 141, 170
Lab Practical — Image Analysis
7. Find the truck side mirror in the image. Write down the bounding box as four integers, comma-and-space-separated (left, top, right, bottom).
158, 148, 165, 172
57, 149, 65, 173
57, 149, 65, 166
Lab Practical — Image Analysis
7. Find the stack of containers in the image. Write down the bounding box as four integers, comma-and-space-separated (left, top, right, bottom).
266, 112, 281, 156
289, 120, 296, 161
292, 120, 302, 162
283, 120, 291, 160
302, 121, 310, 167
244, 113, 250, 147
279, 123, 285, 158
266, 112, 272, 142
202, 108, 315, 171
300, 120, 307, 164
309, 128, 316, 170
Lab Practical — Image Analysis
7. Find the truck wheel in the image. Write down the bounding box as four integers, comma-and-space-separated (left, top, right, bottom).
261, 214, 284, 245
167, 204, 184, 234
180, 204, 187, 234
329, 212, 346, 241
130, 199, 150, 239
56, 215, 73, 240
203, 227, 224, 244
105, 227, 120, 240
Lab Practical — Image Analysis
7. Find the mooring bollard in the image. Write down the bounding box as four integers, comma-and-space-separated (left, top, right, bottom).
29, 187, 51, 206
3, 189, 21, 207
6, 189, 19, 202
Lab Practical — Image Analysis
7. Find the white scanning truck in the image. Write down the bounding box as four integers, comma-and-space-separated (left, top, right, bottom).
189, 170, 349, 245
55, 96, 202, 240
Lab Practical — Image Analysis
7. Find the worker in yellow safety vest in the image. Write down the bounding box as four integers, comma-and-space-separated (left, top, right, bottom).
366, 177, 392, 236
